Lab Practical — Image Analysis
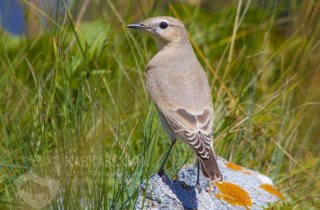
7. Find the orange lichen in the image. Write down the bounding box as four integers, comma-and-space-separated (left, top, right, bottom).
225, 162, 243, 171
243, 171, 251, 175
172, 174, 178, 181
260, 184, 284, 200
205, 187, 212, 194
215, 182, 252, 209
226, 162, 251, 175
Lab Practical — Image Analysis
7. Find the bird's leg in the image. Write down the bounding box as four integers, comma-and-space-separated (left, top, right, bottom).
158, 139, 176, 180
195, 159, 202, 193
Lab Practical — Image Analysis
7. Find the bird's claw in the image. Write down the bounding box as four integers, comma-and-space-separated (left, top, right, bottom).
195, 183, 202, 193
158, 169, 166, 182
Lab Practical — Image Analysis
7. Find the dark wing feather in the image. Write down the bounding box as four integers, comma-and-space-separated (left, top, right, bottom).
160, 107, 213, 159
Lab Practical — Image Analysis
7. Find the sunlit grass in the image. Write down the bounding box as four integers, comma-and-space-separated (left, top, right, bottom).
0, 0, 319, 209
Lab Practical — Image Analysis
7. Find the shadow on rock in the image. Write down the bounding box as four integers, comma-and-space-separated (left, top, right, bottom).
164, 175, 198, 210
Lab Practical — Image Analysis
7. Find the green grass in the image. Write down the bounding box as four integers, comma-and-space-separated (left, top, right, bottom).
1, 0, 319, 209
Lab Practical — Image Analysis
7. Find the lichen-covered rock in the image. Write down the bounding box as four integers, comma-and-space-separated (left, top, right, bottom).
135, 157, 283, 210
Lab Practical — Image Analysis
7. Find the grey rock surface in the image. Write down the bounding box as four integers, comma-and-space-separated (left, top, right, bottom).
135, 157, 283, 210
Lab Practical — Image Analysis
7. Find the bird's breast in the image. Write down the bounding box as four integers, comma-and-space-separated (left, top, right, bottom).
146, 54, 212, 111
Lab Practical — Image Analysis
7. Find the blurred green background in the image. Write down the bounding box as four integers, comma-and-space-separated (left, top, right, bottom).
0, 0, 319, 209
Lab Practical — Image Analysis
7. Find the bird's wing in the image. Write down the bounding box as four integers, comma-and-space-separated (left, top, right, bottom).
159, 106, 213, 158
146, 51, 214, 158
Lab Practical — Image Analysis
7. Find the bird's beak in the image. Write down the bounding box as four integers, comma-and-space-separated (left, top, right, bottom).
126, 23, 148, 30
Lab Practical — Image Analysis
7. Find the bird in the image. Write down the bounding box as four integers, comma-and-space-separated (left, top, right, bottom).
126, 16, 222, 191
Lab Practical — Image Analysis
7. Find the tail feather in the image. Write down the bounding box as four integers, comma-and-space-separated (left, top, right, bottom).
198, 149, 222, 181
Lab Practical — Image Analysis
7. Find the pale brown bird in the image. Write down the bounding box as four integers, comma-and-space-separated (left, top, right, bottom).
127, 16, 222, 190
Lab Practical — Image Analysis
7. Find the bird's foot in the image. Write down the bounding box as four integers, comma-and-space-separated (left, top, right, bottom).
158, 169, 166, 182
195, 182, 202, 193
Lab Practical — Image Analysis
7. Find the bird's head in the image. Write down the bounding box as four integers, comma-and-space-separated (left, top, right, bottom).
126, 16, 188, 49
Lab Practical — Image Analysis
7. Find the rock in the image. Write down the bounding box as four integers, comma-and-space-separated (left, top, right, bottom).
135, 157, 284, 210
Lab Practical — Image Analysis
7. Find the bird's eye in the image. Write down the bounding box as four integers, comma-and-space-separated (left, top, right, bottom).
159, 22, 168, 29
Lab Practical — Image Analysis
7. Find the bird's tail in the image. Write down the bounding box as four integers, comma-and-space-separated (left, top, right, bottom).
198, 148, 223, 181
